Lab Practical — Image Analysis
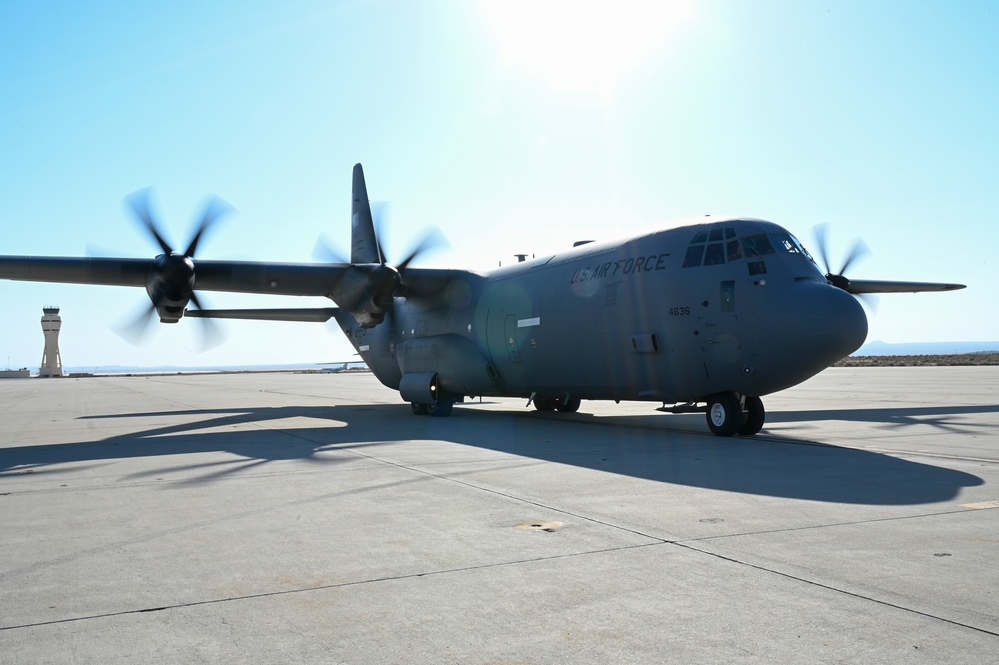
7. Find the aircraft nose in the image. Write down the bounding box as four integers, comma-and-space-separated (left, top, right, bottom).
758, 282, 868, 368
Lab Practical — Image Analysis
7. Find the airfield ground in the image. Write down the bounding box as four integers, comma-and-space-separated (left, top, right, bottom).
1, 367, 997, 663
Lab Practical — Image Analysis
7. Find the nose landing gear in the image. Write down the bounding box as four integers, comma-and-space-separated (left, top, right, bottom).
705, 392, 766, 437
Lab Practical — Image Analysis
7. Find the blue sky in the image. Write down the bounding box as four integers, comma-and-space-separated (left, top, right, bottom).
1, 0, 996, 369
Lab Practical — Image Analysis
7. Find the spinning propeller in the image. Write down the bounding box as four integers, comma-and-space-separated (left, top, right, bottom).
314, 203, 446, 328
813, 224, 868, 292
117, 189, 231, 347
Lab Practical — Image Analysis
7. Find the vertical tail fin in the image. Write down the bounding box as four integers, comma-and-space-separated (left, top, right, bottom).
351, 163, 382, 264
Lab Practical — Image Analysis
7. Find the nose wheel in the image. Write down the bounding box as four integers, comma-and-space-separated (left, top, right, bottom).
738, 395, 766, 436
705, 392, 766, 437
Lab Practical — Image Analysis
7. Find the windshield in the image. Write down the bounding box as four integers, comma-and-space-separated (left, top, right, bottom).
681, 226, 823, 274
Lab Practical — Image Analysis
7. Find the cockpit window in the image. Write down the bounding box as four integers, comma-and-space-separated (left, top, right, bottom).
684, 227, 742, 267
790, 234, 816, 263
770, 233, 818, 265
742, 234, 775, 258
726, 239, 742, 262
682, 244, 705, 268
684, 227, 820, 270
704, 243, 725, 265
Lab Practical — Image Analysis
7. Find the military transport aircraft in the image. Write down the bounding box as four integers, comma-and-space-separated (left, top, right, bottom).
0, 164, 966, 436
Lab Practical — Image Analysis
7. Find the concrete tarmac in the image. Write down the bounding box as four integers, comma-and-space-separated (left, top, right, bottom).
1, 367, 997, 663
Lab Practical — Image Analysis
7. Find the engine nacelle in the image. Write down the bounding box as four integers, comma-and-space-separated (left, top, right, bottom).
332, 264, 400, 328
146, 253, 196, 323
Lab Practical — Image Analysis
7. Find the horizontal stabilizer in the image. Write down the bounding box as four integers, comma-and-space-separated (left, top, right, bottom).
184, 307, 338, 322
845, 280, 966, 294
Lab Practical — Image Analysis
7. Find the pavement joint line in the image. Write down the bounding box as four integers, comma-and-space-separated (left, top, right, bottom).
0, 541, 665, 633
681, 506, 992, 542
671, 541, 999, 639
323, 443, 671, 545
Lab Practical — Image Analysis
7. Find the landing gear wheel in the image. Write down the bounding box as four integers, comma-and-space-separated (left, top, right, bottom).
534, 397, 558, 411
737, 395, 765, 436
705, 392, 740, 437
428, 398, 454, 417
556, 396, 581, 413
411, 402, 429, 415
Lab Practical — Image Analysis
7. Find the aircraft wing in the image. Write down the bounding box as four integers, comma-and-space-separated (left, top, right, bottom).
0, 256, 152, 287
0, 256, 348, 297
399, 267, 485, 300
845, 279, 966, 294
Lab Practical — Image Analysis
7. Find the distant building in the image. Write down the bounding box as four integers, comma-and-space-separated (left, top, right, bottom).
39, 306, 64, 378
0, 368, 31, 379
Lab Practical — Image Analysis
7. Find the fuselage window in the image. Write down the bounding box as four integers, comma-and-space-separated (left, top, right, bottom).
720, 280, 735, 312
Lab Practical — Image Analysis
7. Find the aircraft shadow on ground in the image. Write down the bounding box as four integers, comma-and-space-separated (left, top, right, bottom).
764, 403, 999, 433
0, 402, 988, 506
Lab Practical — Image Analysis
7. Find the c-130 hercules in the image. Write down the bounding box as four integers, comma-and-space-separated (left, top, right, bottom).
0, 164, 966, 436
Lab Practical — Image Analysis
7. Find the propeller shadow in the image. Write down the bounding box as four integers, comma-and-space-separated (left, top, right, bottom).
0, 401, 986, 506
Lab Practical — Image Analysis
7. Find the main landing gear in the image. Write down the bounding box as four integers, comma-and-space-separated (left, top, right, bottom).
411, 396, 454, 417
705, 392, 765, 437
532, 395, 582, 413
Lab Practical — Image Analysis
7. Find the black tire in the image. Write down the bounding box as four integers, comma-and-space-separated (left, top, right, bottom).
534, 397, 558, 411
705, 392, 740, 436
737, 395, 765, 436
428, 398, 454, 417
556, 396, 581, 413
411, 402, 429, 415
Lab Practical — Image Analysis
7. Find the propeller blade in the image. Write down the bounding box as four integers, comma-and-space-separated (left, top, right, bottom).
312, 233, 349, 264
397, 227, 448, 273
856, 292, 880, 314
370, 201, 391, 265
813, 224, 871, 287
184, 196, 232, 258
813, 224, 832, 275
188, 291, 225, 351
838, 238, 869, 276
126, 188, 173, 255
115, 298, 159, 345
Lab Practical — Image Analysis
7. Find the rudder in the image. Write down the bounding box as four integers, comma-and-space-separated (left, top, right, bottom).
351, 163, 382, 264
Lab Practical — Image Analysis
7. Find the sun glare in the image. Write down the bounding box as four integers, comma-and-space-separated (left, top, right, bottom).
479, 0, 693, 99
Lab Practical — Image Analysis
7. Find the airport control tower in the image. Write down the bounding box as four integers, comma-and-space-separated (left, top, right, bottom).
39, 306, 64, 377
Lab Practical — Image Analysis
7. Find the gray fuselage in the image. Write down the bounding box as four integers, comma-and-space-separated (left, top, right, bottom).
337, 217, 868, 406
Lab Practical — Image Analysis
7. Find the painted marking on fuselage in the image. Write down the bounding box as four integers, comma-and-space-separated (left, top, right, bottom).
517, 317, 541, 328
569, 252, 671, 285
359, 344, 370, 352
